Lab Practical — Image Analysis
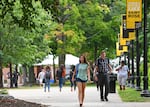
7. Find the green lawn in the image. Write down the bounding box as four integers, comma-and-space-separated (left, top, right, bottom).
0, 89, 8, 95
117, 86, 150, 102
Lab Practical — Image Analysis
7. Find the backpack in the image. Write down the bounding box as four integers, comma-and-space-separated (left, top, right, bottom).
57, 69, 62, 78
45, 71, 51, 79
75, 64, 79, 78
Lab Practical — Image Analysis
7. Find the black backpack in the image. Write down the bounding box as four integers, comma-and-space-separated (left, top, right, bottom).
57, 69, 62, 78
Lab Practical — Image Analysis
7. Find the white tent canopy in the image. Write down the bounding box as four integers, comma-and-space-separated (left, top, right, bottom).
34, 54, 79, 66
65, 54, 79, 65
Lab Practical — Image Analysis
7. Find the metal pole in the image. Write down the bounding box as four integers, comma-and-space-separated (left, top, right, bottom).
127, 42, 131, 87
119, 56, 121, 65
141, 0, 150, 97
135, 28, 141, 91
124, 53, 126, 64
131, 40, 135, 88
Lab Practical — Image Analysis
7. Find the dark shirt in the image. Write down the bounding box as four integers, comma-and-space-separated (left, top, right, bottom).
96, 58, 110, 73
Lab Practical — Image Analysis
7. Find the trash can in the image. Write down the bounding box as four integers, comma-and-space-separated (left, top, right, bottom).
109, 73, 117, 93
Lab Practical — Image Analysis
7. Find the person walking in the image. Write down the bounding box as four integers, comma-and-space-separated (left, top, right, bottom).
94, 51, 112, 101
44, 66, 52, 92
70, 65, 76, 91
6, 71, 10, 87
93, 67, 99, 91
116, 60, 129, 90
56, 64, 66, 92
72, 55, 90, 107
12, 71, 20, 88
38, 67, 45, 87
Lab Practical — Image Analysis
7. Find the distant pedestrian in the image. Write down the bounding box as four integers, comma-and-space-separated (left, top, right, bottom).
56, 64, 66, 92
70, 65, 76, 91
44, 66, 52, 92
116, 60, 129, 90
94, 51, 112, 101
12, 71, 20, 88
93, 67, 99, 91
38, 67, 45, 87
72, 55, 90, 107
6, 71, 10, 87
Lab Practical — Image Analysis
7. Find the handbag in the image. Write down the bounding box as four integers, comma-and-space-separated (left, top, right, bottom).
42, 78, 45, 83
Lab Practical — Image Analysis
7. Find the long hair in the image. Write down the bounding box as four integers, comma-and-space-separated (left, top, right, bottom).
46, 66, 51, 71
60, 64, 65, 71
79, 55, 89, 64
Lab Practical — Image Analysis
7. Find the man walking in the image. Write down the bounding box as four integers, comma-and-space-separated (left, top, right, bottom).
94, 51, 112, 101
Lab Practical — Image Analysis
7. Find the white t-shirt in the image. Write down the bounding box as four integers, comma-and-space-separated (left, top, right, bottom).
118, 65, 129, 76
38, 71, 45, 80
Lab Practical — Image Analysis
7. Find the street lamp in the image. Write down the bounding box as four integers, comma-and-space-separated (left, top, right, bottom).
127, 41, 131, 87
135, 22, 142, 91
131, 40, 135, 88
141, 0, 150, 97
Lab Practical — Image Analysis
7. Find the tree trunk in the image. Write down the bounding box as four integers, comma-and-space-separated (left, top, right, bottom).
94, 42, 98, 62
22, 64, 27, 86
29, 66, 35, 86
15, 64, 18, 73
59, 54, 65, 66
0, 59, 3, 88
53, 55, 56, 83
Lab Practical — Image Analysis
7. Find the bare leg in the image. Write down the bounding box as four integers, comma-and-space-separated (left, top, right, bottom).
77, 82, 82, 105
82, 83, 86, 105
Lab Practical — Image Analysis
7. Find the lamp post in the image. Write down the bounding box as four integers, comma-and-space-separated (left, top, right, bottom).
127, 41, 131, 87
141, 0, 150, 97
131, 40, 135, 88
135, 23, 141, 91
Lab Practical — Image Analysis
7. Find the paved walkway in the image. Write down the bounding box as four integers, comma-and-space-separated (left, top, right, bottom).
8, 87, 150, 107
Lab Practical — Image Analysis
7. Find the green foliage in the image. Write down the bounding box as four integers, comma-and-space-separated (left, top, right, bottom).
38, 0, 127, 61
0, 0, 55, 66
2, 0, 150, 88
44, 0, 86, 58
71, 1, 119, 59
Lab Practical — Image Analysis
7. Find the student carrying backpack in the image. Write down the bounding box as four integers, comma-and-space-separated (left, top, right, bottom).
45, 70, 51, 79
44, 66, 52, 92
56, 64, 66, 92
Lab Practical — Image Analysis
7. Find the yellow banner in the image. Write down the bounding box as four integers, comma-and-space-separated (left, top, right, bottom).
120, 25, 135, 43
122, 45, 128, 52
128, 31, 136, 40
116, 50, 122, 56
116, 42, 128, 56
116, 42, 122, 56
126, 0, 142, 29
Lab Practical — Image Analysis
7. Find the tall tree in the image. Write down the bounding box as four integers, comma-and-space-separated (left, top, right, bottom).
0, 0, 55, 87
41, 0, 85, 65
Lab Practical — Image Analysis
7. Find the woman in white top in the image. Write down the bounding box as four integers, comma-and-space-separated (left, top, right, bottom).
38, 67, 45, 87
116, 61, 129, 90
